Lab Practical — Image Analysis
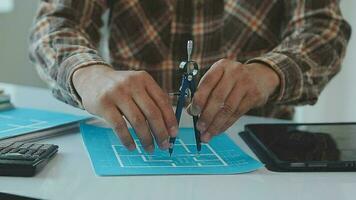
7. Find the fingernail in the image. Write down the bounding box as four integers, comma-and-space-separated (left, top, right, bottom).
189, 104, 201, 116
160, 138, 170, 149
201, 132, 211, 143
197, 122, 206, 133
145, 144, 154, 153
128, 143, 136, 151
170, 126, 178, 137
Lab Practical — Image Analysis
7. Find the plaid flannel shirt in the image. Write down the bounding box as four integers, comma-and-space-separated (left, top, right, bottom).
29, 0, 351, 119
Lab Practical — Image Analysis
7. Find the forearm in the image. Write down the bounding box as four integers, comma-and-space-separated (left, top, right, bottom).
29, 0, 109, 108
247, 0, 351, 105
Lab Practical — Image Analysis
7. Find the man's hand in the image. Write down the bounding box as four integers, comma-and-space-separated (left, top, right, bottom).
188, 59, 280, 142
73, 65, 178, 152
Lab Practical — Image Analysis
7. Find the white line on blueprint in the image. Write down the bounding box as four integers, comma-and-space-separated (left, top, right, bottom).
142, 156, 172, 162
117, 153, 218, 157
112, 145, 124, 167
115, 164, 225, 168
141, 155, 147, 162
178, 139, 191, 153
0, 120, 47, 134
206, 144, 228, 166
133, 140, 142, 154
0, 114, 13, 119
112, 144, 229, 168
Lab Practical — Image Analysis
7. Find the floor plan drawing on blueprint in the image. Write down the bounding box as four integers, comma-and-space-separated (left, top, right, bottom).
80, 123, 263, 175
112, 138, 230, 168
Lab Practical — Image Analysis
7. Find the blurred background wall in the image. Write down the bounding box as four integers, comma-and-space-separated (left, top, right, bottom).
0, 0, 355, 122
295, 1, 356, 122
0, 0, 44, 87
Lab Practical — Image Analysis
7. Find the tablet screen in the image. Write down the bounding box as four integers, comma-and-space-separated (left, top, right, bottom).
248, 124, 356, 162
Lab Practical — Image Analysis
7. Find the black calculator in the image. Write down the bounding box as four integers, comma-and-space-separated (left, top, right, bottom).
0, 142, 58, 177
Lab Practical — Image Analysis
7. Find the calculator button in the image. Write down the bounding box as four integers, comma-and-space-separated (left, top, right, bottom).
29, 144, 43, 151
0, 153, 36, 161
9, 148, 20, 153
0, 147, 13, 154
0, 142, 14, 151
19, 143, 34, 149
24, 149, 36, 156
30, 155, 40, 160
18, 149, 28, 154
40, 144, 53, 150
23, 154, 39, 160
33, 149, 46, 157
10, 142, 25, 149
0, 142, 24, 154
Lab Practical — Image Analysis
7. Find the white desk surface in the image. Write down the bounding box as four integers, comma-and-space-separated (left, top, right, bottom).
0, 83, 355, 200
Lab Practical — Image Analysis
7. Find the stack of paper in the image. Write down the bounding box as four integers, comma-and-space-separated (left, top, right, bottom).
0, 108, 90, 143
0, 88, 90, 142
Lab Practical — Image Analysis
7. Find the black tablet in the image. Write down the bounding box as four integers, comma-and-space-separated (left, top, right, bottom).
239, 122, 356, 172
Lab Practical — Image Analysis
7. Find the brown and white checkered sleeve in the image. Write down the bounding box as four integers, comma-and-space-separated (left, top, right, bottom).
29, 0, 110, 108
247, 0, 351, 105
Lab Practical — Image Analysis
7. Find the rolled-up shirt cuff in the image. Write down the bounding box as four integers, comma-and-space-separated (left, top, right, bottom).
246, 52, 303, 104
58, 53, 111, 109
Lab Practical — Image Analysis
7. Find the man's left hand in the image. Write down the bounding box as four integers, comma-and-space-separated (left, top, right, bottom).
187, 59, 280, 142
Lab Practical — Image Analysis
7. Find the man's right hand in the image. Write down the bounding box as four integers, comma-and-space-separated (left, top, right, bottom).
72, 65, 178, 152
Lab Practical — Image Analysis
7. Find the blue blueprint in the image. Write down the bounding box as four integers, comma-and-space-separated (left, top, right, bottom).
80, 123, 263, 175
0, 107, 88, 139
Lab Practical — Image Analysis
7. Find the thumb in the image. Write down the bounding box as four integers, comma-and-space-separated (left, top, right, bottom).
186, 103, 201, 116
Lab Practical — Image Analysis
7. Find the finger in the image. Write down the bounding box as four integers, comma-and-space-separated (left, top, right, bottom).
220, 92, 257, 132
189, 59, 226, 115
235, 91, 259, 119
220, 116, 237, 133
203, 84, 248, 137
197, 64, 239, 134
100, 105, 136, 151
115, 97, 154, 153
186, 103, 198, 116
133, 91, 170, 150
145, 78, 178, 137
